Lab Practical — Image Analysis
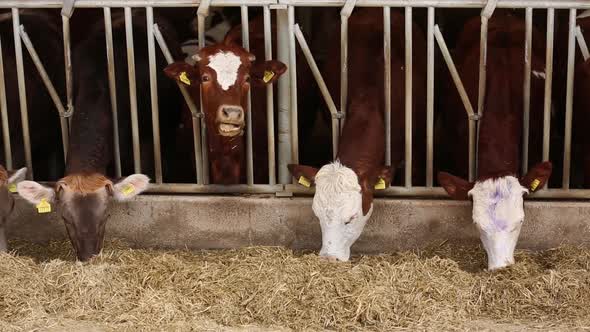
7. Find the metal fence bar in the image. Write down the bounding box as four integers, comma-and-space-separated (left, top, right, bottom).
426, 6, 434, 187
542, 8, 554, 174
276, 8, 291, 184
0, 1, 278, 8
477, 1, 495, 177
404, 6, 412, 187
522, 7, 532, 175
153, 23, 204, 184
575, 26, 590, 60
146, 7, 163, 183
288, 5, 299, 166
0, 36, 12, 170
61, 14, 73, 156
197, 2, 210, 184
241, 5, 254, 185
124, 7, 142, 173
562, 8, 577, 189
383, 7, 391, 167
104, 7, 122, 178
263, 6, 276, 185
11, 8, 33, 179
340, 0, 355, 132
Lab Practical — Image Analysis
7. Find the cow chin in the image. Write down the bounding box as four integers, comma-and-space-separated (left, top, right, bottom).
217, 122, 244, 137
479, 228, 521, 270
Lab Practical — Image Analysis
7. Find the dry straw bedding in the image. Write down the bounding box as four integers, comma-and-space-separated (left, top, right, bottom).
1, 240, 590, 331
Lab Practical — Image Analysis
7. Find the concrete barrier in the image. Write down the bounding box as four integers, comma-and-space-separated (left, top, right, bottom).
6, 195, 590, 252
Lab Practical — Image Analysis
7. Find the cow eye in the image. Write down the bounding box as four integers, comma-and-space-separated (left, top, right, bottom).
244, 75, 250, 83
344, 216, 354, 225
202, 75, 210, 82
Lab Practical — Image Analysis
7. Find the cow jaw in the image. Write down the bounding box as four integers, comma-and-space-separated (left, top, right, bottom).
312, 162, 370, 262
469, 176, 527, 270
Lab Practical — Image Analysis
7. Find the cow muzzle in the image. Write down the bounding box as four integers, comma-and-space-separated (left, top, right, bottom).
217, 105, 245, 137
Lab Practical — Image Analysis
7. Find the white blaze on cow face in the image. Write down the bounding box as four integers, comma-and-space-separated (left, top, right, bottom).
468, 176, 528, 270
312, 161, 371, 262
207, 51, 242, 90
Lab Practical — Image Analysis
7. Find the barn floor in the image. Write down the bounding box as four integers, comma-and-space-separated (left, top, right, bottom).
1, 240, 590, 331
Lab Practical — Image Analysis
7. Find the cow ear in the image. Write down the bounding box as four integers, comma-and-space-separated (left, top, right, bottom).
163, 62, 200, 87
374, 166, 394, 190
437, 172, 474, 200
7, 167, 27, 185
112, 174, 150, 201
520, 161, 552, 193
287, 164, 318, 187
251, 60, 287, 86
17, 181, 56, 205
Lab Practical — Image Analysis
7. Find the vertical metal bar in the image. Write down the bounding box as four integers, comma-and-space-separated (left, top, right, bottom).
146, 7, 163, 183
61, 14, 72, 159
476, 16, 489, 179
288, 6, 299, 166
263, 6, 276, 185
0, 35, 12, 170
543, 8, 554, 171
104, 7, 122, 178
563, 9, 577, 189
522, 8, 532, 175
276, 8, 291, 184
404, 7, 412, 187
241, 5, 254, 185
340, 12, 348, 132
197, 11, 209, 184
383, 7, 391, 167
12, 8, 32, 178
426, 7, 434, 187
124, 7, 141, 173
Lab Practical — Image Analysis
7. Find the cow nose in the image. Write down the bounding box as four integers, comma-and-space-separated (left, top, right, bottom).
220, 106, 244, 121
319, 255, 340, 262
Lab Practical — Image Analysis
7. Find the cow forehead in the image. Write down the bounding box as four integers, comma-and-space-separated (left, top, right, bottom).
207, 51, 243, 91
312, 162, 362, 219
470, 176, 526, 231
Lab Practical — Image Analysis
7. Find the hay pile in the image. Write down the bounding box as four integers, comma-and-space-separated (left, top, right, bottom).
1, 240, 590, 331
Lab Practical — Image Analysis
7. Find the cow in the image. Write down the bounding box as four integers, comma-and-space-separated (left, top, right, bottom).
15, 9, 185, 261
288, 8, 427, 262
163, 20, 288, 184
437, 13, 552, 270
0, 9, 66, 180
0, 166, 26, 252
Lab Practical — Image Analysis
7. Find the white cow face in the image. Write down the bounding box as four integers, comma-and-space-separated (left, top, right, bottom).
438, 161, 552, 271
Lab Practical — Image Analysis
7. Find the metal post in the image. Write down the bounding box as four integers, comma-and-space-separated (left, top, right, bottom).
562, 9, 577, 189
404, 6, 412, 187
146, 7, 163, 183
104, 7, 122, 178
340, 0, 356, 132
124, 7, 142, 173
197, 1, 210, 184
575, 26, 590, 61
276, 8, 291, 184
0, 35, 12, 170
61, 14, 73, 157
12, 8, 33, 179
543, 8, 554, 172
263, 6, 276, 185
383, 7, 391, 167
522, 7, 532, 175
241, 5, 254, 185
288, 6, 299, 165
426, 7, 434, 187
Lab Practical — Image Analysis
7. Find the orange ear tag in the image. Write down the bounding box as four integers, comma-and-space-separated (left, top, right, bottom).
122, 184, 135, 196
179, 72, 191, 85
374, 178, 386, 190
8, 184, 16, 193
36, 198, 51, 214
530, 179, 540, 191
298, 176, 311, 188
263, 70, 275, 83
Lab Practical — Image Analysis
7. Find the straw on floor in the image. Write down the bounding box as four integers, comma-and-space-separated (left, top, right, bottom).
1, 240, 590, 331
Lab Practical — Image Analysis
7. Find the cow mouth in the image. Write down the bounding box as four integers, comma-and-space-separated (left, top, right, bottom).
218, 122, 243, 137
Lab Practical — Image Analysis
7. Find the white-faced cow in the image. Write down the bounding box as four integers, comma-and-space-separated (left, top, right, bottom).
289, 8, 427, 261
437, 12, 552, 270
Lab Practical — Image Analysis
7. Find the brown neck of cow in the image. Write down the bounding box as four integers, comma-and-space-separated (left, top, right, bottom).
207, 131, 245, 184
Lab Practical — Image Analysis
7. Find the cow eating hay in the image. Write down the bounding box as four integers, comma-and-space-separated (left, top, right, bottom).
1, 240, 590, 331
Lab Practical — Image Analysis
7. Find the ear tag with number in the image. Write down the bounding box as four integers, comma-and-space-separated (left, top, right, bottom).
36, 198, 51, 214
179, 71, 191, 85
374, 178, 386, 190
7, 184, 16, 193
298, 176, 311, 188
530, 179, 541, 191
263, 70, 275, 83
122, 184, 135, 196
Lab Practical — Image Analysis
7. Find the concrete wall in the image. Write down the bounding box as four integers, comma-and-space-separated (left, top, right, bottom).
6, 195, 590, 252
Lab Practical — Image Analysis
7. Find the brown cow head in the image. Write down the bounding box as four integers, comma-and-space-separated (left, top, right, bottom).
164, 43, 286, 183
288, 162, 393, 262
438, 161, 552, 270
0, 166, 27, 251
17, 173, 149, 261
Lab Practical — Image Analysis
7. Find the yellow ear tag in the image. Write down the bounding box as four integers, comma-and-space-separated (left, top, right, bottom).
122, 184, 135, 196
263, 70, 275, 83
530, 179, 541, 191
179, 71, 191, 86
7, 184, 16, 193
36, 198, 51, 214
374, 178, 386, 190
298, 176, 311, 188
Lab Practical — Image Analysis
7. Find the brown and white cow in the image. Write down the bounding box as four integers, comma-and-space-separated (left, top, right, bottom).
437, 13, 552, 270
0, 166, 27, 252
288, 8, 427, 261
164, 34, 286, 184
